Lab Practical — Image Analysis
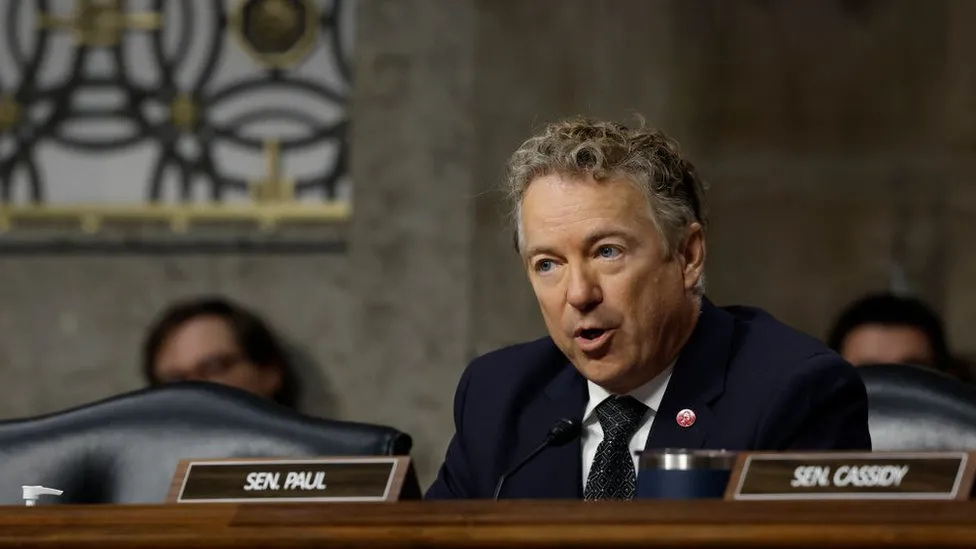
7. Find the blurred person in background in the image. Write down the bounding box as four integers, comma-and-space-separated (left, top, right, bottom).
142, 296, 299, 407
827, 292, 969, 381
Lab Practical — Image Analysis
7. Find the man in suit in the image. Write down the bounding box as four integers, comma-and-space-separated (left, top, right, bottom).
426, 117, 872, 500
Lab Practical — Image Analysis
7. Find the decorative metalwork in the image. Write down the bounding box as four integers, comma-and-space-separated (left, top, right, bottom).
231, 0, 320, 69
0, 0, 353, 238
0, 95, 19, 132
37, 0, 162, 47
251, 139, 295, 204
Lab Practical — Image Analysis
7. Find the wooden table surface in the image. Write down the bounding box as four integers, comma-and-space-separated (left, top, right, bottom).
1, 499, 975, 548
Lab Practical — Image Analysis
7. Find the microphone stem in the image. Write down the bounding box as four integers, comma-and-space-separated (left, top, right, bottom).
493, 436, 553, 500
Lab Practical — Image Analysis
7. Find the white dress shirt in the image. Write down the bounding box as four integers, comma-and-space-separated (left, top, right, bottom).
581, 365, 674, 487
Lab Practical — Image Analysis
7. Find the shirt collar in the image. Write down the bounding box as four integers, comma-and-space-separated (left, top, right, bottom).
582, 363, 674, 425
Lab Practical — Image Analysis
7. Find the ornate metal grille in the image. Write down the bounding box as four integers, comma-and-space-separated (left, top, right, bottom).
0, 0, 352, 245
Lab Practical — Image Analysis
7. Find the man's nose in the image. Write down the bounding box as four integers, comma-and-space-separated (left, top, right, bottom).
566, 264, 602, 312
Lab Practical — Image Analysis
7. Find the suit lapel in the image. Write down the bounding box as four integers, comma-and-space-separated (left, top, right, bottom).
645, 298, 734, 451
510, 355, 587, 499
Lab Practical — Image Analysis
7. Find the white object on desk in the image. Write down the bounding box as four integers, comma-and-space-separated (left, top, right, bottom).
22, 485, 63, 506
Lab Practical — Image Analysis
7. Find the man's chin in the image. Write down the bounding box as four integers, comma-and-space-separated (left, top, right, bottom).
573, 359, 631, 391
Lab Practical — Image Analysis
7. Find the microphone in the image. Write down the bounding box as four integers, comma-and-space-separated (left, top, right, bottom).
493, 418, 581, 500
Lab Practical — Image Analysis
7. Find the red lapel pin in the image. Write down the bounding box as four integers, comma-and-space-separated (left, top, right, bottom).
676, 408, 696, 428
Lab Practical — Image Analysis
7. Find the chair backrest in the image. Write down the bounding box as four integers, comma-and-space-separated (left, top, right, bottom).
858, 363, 976, 451
0, 382, 414, 504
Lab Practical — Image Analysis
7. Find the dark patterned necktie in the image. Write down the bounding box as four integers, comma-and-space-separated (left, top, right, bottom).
584, 395, 648, 500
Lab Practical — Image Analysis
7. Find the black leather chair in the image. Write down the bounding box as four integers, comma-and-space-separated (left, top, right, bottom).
858, 363, 976, 451
0, 382, 415, 504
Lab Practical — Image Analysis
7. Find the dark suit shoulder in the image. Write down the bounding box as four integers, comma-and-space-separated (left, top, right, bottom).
716, 304, 869, 449
722, 304, 839, 370
716, 303, 854, 420
426, 336, 577, 499
465, 336, 567, 386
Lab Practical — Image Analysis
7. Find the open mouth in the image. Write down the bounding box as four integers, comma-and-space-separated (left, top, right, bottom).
579, 328, 607, 340
574, 327, 614, 353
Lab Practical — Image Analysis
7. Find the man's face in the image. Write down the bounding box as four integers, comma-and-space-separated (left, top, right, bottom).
840, 323, 935, 367
153, 315, 281, 400
520, 173, 704, 394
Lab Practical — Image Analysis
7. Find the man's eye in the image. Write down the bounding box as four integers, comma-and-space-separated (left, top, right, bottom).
536, 259, 554, 272
598, 246, 620, 258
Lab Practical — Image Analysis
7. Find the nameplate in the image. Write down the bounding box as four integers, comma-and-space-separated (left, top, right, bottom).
725, 452, 976, 501
167, 456, 414, 503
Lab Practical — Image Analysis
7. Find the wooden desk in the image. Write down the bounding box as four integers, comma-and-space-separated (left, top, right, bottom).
0, 500, 975, 548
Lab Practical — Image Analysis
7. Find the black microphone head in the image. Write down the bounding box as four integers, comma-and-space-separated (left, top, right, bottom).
548, 418, 582, 446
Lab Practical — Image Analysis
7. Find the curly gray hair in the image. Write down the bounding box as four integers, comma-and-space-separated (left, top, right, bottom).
505, 116, 707, 256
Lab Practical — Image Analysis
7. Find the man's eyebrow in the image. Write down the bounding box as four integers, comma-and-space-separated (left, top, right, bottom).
524, 244, 556, 258
524, 229, 636, 258
581, 229, 635, 247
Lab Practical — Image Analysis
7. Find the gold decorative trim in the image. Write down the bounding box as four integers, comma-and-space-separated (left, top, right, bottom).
229, 0, 320, 69
251, 138, 296, 203
0, 203, 350, 235
37, 0, 163, 47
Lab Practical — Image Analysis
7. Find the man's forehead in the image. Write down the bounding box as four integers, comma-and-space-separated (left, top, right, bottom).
170, 315, 235, 340
523, 180, 652, 225
158, 345, 239, 370
159, 319, 237, 355
523, 173, 649, 215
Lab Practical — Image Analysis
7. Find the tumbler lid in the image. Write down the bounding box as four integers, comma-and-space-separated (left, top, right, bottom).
637, 449, 738, 471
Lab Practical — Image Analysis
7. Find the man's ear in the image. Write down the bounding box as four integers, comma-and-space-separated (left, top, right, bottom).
680, 223, 706, 292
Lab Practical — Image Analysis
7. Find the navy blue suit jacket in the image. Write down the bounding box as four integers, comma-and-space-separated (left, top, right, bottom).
425, 299, 872, 499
